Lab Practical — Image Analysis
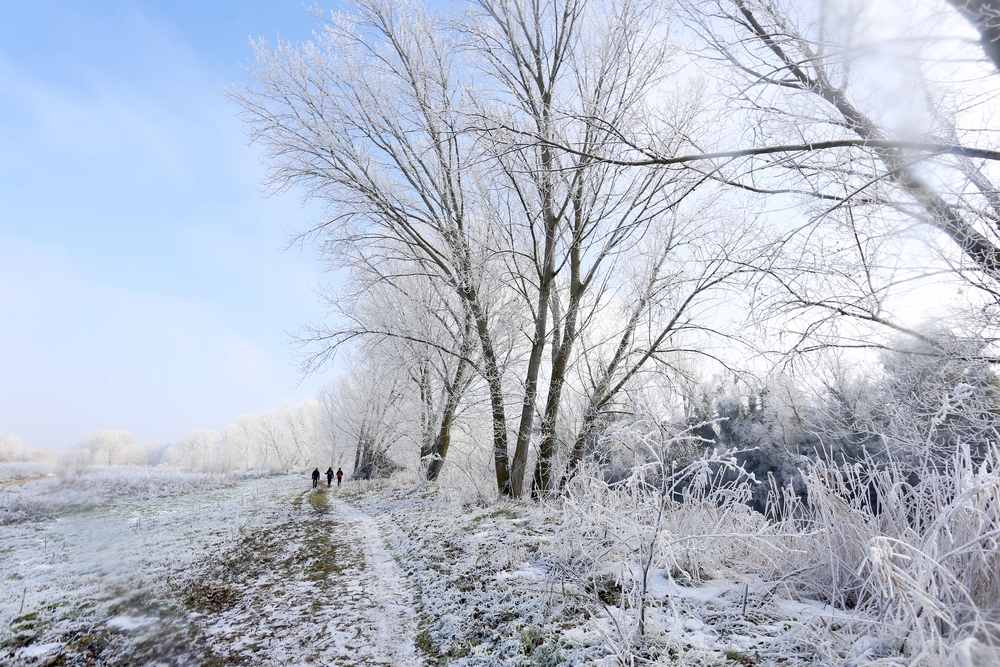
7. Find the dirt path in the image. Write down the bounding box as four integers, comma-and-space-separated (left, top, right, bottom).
192, 488, 422, 666
0, 474, 53, 489
1, 477, 422, 666
334, 500, 422, 665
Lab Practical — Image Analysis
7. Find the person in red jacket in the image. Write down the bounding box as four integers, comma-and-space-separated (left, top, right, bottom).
336, 467, 344, 487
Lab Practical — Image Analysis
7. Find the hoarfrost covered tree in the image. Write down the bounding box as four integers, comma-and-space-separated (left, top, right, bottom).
464, 0, 710, 496
232, 0, 520, 494
322, 355, 409, 479
253, 403, 323, 473
0, 433, 27, 462
233, 0, 739, 497
307, 262, 480, 481
164, 429, 223, 473
284, 399, 320, 469
651, 0, 1000, 358
222, 414, 259, 472
80, 430, 145, 467
559, 207, 758, 485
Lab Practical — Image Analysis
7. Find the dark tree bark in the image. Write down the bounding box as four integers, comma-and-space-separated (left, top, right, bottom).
947, 0, 1000, 73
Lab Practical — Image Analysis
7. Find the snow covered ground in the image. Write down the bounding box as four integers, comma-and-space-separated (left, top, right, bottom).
3, 472, 998, 666
0, 474, 422, 666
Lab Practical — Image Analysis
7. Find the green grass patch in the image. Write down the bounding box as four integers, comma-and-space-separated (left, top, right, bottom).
490, 507, 520, 520
725, 648, 756, 665
307, 489, 329, 514
2, 612, 45, 650
70, 629, 112, 651
183, 489, 363, 618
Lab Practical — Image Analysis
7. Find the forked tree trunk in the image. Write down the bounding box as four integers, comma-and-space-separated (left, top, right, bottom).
427, 317, 475, 481
511, 150, 560, 498
533, 254, 583, 496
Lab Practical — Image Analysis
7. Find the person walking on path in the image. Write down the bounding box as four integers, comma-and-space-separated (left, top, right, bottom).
336, 468, 344, 487
325, 467, 334, 487
311, 468, 320, 489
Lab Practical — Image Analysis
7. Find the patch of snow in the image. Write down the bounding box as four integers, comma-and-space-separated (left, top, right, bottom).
107, 615, 156, 631
13, 642, 64, 658
648, 571, 733, 601
496, 564, 546, 580
774, 595, 862, 623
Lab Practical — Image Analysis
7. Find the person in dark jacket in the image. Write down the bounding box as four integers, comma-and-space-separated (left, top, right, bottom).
325, 467, 335, 487
336, 467, 344, 487
311, 468, 320, 489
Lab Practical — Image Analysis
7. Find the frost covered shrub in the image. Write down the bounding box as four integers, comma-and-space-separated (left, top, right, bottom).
812, 338, 1000, 467
0, 461, 54, 483
679, 383, 815, 513
580, 403, 707, 487
764, 444, 1000, 657
555, 416, 771, 651
554, 391, 1000, 662
56, 444, 93, 479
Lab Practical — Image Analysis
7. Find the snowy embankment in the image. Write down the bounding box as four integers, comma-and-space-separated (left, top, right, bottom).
356, 471, 1000, 667
0, 466, 228, 525
3, 466, 998, 665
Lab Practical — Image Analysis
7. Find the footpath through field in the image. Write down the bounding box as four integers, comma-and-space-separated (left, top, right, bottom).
0, 475, 421, 666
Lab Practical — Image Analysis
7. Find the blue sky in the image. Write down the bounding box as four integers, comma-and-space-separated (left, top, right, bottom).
0, 1, 347, 449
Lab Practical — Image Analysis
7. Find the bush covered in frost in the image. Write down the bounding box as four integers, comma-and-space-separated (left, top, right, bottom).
0, 461, 55, 484
551, 412, 1000, 663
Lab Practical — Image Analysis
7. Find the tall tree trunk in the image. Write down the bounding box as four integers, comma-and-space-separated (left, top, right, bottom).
462, 286, 512, 495
416, 361, 436, 462
353, 431, 364, 475
510, 145, 560, 498
426, 382, 463, 481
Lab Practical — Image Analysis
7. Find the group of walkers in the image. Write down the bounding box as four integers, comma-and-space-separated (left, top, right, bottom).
312, 466, 343, 489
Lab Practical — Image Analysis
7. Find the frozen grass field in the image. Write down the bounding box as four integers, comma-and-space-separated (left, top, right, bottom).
0, 466, 228, 525
0, 472, 422, 666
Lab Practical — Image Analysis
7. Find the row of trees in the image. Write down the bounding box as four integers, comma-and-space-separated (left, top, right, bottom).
233, 0, 765, 496
161, 400, 325, 473
230, 0, 1000, 497
40, 401, 333, 476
